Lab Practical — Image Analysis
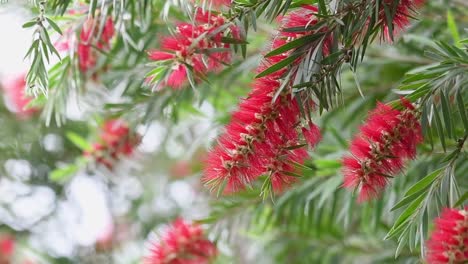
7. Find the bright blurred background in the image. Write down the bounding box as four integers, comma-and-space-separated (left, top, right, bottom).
0, 0, 466, 264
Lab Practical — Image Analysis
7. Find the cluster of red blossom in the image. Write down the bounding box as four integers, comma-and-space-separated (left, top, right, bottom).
145, 219, 217, 264
84, 120, 140, 169
77, 17, 115, 73
204, 5, 324, 194
379, 0, 426, 40
426, 207, 468, 264
0, 235, 35, 264
57, 8, 115, 74
147, 7, 238, 89
1, 74, 38, 119
342, 98, 423, 201
0, 235, 14, 264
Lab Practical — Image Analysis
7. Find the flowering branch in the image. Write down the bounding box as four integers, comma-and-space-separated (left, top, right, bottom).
23, 0, 63, 96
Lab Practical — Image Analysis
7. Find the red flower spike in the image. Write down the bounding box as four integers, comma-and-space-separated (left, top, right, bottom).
84, 119, 140, 169
145, 219, 217, 264
148, 8, 236, 90
302, 122, 322, 148
1, 74, 39, 118
426, 207, 468, 264
342, 99, 423, 201
148, 51, 176, 61
379, 0, 425, 41
204, 5, 324, 194
0, 235, 14, 257
190, 0, 231, 9
78, 17, 115, 72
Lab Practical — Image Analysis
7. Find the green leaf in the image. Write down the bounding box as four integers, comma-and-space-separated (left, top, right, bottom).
220, 37, 249, 44
455, 191, 468, 207
255, 54, 301, 78
50, 163, 79, 182
46, 17, 63, 35
314, 159, 342, 170
404, 168, 443, 197
456, 89, 468, 132
22, 20, 37, 28
321, 50, 343, 65
264, 33, 324, 57
387, 194, 425, 238
439, 91, 453, 138
433, 105, 446, 152
391, 188, 427, 212
66, 132, 92, 150
318, 0, 328, 15
446, 10, 461, 47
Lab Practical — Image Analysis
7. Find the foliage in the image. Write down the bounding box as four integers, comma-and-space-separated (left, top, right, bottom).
0, 0, 465, 263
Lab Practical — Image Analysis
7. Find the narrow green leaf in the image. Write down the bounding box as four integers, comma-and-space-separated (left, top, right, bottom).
265, 33, 324, 57
22, 21, 37, 28
456, 89, 468, 132
446, 10, 461, 47
405, 168, 443, 197
46, 17, 62, 35
255, 54, 301, 78
382, 3, 394, 41
318, 0, 328, 15
321, 50, 343, 65
391, 194, 425, 232
220, 37, 248, 44
433, 104, 446, 151
391, 188, 427, 211
66, 132, 92, 150
455, 192, 468, 207
50, 164, 79, 182
314, 159, 342, 169
439, 90, 453, 138
402, 72, 440, 84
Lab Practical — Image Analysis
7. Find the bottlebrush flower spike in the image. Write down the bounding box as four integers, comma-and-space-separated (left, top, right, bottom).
84, 119, 140, 169
1, 74, 38, 118
379, 0, 425, 41
145, 219, 217, 264
147, 8, 236, 90
78, 17, 115, 72
426, 207, 468, 264
0, 235, 14, 263
342, 98, 423, 201
204, 5, 325, 194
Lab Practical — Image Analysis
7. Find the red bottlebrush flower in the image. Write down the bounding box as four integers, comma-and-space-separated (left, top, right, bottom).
84, 119, 140, 169
342, 98, 423, 201
210, 0, 231, 7
148, 9, 235, 90
148, 51, 176, 61
77, 17, 115, 72
167, 64, 189, 90
170, 160, 193, 178
145, 219, 217, 264
190, 0, 231, 8
426, 207, 468, 264
1, 74, 38, 118
302, 121, 322, 148
379, 0, 425, 41
95, 223, 115, 252
100, 119, 131, 146
0, 236, 14, 256
0, 235, 14, 264
203, 5, 324, 194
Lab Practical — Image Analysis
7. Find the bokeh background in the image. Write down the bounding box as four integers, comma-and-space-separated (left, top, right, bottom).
0, 0, 466, 263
